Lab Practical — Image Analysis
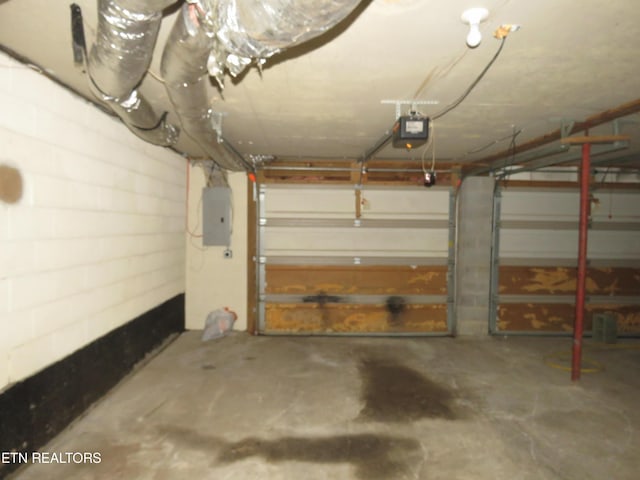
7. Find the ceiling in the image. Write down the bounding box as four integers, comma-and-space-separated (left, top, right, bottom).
1, 0, 639, 174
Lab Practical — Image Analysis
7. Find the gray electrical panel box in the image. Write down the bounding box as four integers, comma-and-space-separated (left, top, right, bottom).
202, 186, 232, 246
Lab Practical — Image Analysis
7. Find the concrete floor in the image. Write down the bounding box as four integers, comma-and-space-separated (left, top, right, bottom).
11, 332, 640, 480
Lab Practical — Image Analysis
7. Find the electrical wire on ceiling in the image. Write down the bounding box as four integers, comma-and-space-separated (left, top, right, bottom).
415, 37, 508, 185
463, 127, 523, 156
432, 37, 506, 120
361, 36, 509, 165
500, 124, 521, 187
420, 120, 436, 175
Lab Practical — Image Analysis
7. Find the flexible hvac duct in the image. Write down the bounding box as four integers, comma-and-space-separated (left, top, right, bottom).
88, 0, 178, 146
197, 0, 362, 86
161, 3, 251, 171
160, 0, 361, 170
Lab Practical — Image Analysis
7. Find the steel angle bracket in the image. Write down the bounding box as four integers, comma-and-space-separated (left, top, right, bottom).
560, 119, 576, 140
381, 99, 439, 119
488, 188, 502, 334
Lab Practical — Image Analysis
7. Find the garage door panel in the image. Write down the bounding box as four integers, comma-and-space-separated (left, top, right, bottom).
267, 188, 353, 218
498, 303, 640, 334
264, 227, 448, 257
588, 231, 640, 259
258, 183, 454, 335
362, 189, 450, 219
499, 266, 640, 296
501, 190, 578, 221
264, 303, 448, 334
266, 265, 448, 295
494, 186, 640, 335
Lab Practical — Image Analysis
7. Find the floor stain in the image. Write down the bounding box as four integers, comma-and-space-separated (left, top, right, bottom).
359, 357, 458, 422
220, 434, 420, 480
159, 425, 420, 480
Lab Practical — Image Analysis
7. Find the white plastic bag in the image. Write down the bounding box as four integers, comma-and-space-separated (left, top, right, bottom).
202, 307, 237, 341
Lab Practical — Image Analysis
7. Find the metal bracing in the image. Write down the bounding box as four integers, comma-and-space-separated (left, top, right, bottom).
496, 141, 628, 178
466, 99, 640, 174
466, 117, 635, 178
572, 143, 591, 381
446, 188, 457, 333
488, 187, 502, 334
257, 185, 267, 333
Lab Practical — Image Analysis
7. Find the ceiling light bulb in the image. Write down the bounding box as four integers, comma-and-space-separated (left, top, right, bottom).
461, 7, 489, 48
466, 24, 482, 48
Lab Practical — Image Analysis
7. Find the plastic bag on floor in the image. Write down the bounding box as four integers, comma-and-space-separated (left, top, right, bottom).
202, 307, 237, 341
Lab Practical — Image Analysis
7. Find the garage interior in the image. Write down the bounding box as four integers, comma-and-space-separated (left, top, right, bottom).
0, 0, 639, 478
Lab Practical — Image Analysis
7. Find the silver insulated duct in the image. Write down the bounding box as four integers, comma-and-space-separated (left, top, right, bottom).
160, 0, 361, 170
88, 0, 178, 146
199, 0, 362, 87
161, 2, 251, 171
87, 0, 362, 170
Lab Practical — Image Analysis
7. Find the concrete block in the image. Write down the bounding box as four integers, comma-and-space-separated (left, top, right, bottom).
0, 279, 7, 315
457, 320, 488, 336
457, 293, 489, 307
51, 321, 88, 360
10, 267, 87, 311
53, 209, 107, 238
32, 289, 103, 334
0, 240, 35, 278
0, 350, 8, 390
8, 335, 53, 382
85, 308, 121, 341
8, 206, 56, 240
0, 59, 11, 93
0, 204, 8, 242
0, 91, 37, 136
36, 238, 97, 271
70, 182, 102, 210
1, 310, 34, 349
31, 174, 74, 209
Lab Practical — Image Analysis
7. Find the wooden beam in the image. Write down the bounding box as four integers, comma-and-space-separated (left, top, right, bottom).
355, 188, 362, 218
560, 135, 630, 145
246, 175, 257, 335
264, 303, 449, 334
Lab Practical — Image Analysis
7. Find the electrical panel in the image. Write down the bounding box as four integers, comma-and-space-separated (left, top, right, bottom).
202, 186, 232, 246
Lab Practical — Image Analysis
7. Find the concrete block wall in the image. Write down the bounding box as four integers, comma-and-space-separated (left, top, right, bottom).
0, 52, 186, 390
455, 176, 495, 335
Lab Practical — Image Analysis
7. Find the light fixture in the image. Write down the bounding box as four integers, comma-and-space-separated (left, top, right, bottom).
461, 7, 489, 48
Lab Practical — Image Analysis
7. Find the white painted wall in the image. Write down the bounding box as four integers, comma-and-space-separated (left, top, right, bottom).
0, 52, 186, 390
185, 167, 248, 331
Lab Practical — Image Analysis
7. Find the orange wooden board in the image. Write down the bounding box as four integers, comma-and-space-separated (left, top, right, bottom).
497, 303, 640, 333
266, 265, 447, 296
499, 266, 640, 296
264, 303, 448, 334
257, 160, 456, 185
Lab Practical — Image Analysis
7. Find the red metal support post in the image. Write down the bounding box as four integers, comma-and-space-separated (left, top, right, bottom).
572, 142, 591, 381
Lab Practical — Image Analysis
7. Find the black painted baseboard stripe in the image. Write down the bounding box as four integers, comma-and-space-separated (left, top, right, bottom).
0, 294, 185, 479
